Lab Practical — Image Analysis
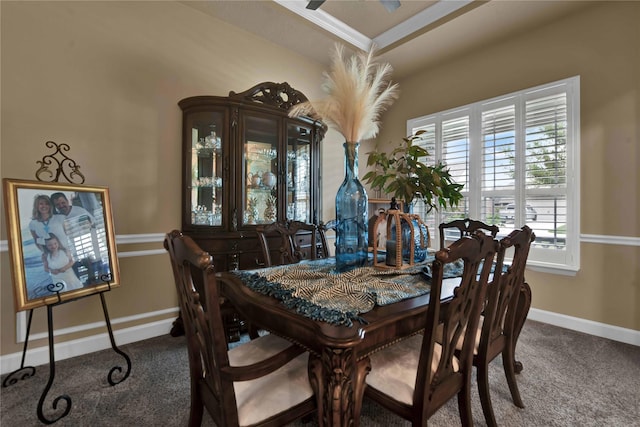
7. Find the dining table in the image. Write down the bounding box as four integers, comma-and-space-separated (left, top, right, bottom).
216, 255, 530, 427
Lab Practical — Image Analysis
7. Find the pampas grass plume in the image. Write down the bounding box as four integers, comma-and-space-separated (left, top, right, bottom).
289, 44, 399, 143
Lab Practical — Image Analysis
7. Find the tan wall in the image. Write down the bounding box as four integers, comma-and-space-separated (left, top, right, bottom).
0, 1, 343, 357
1, 1, 638, 362
374, 1, 640, 331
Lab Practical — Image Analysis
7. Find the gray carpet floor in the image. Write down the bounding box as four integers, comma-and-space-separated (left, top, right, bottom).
1, 320, 639, 426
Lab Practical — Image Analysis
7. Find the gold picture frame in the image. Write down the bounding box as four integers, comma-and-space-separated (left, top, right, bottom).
3, 179, 120, 311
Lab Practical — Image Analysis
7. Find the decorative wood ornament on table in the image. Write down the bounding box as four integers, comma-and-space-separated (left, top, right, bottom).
371, 198, 430, 270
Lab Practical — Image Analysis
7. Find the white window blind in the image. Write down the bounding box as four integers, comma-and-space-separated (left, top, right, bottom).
407, 76, 580, 272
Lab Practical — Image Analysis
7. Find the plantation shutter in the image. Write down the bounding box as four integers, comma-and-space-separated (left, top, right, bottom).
439, 116, 470, 220
411, 123, 438, 236
523, 92, 569, 248
480, 104, 516, 222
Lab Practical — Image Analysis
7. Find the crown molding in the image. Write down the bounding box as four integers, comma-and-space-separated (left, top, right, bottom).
273, 0, 474, 51
274, 0, 372, 50
373, 0, 473, 49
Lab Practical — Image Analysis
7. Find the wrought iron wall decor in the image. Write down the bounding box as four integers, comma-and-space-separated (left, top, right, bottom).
35, 141, 85, 184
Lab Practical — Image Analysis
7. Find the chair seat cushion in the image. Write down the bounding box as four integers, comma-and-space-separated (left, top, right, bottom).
366, 334, 459, 406
435, 316, 484, 355
229, 333, 313, 426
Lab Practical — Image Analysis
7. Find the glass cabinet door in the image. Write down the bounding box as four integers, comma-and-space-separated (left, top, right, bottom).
286, 123, 312, 222
187, 111, 224, 227
242, 114, 279, 226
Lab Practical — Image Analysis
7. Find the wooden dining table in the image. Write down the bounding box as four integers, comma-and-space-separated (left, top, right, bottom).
216, 257, 530, 427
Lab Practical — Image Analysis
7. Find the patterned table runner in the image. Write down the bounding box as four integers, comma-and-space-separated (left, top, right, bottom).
233, 256, 464, 327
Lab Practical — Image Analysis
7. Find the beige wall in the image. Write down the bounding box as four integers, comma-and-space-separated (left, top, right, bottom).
374, 1, 639, 331
1, 1, 638, 362
0, 1, 342, 358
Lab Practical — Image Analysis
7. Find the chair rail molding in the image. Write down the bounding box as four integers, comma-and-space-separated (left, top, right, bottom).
1, 232, 638, 376
116, 233, 165, 245
580, 234, 640, 246
1, 233, 167, 256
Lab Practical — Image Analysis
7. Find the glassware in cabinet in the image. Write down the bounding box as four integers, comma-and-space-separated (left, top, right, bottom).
187, 111, 224, 226
179, 84, 325, 342
242, 114, 279, 226
286, 124, 312, 222
179, 83, 325, 268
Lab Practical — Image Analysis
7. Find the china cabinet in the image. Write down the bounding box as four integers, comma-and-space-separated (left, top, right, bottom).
179, 82, 325, 273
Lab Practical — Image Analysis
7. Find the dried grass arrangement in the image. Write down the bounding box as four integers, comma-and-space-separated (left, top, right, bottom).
289, 43, 399, 143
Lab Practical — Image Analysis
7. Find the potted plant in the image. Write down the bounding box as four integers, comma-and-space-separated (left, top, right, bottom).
363, 131, 464, 263
363, 130, 464, 212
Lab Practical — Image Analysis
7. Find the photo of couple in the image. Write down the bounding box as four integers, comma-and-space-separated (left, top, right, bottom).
22, 189, 111, 300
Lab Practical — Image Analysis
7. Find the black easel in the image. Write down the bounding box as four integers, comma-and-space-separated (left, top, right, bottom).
2, 141, 131, 424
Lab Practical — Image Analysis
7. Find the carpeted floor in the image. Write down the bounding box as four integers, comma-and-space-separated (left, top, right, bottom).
1, 319, 639, 426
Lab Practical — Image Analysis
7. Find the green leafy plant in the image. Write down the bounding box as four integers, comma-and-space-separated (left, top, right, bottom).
363, 130, 464, 211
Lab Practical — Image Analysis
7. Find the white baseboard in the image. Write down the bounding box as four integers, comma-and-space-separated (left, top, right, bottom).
1, 308, 637, 376
528, 308, 640, 346
0, 318, 174, 375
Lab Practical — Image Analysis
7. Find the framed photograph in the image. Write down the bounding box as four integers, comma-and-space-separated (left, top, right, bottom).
3, 179, 120, 311
367, 198, 403, 219
367, 198, 404, 250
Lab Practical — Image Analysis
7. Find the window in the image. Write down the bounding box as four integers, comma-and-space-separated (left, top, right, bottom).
407, 76, 580, 272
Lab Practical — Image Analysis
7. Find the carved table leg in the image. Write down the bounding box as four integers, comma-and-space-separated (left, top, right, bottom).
309, 348, 371, 427
512, 282, 532, 373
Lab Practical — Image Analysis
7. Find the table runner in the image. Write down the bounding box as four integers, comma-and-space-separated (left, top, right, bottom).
233, 256, 465, 327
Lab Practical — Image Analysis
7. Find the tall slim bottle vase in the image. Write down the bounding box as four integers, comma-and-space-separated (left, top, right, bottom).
335, 142, 368, 272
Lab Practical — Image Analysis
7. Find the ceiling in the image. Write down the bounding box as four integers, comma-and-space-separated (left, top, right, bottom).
182, 0, 590, 79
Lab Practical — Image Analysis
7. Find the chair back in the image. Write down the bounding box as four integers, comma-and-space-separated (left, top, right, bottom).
480, 225, 536, 359
439, 218, 499, 249
417, 232, 499, 417
257, 220, 324, 267
318, 219, 337, 259
165, 230, 315, 426
164, 230, 233, 423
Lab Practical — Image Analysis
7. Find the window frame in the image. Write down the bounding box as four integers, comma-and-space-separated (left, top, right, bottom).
407, 76, 580, 273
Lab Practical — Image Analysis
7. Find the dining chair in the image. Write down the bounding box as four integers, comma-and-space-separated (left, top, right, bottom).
256, 220, 326, 267
255, 220, 327, 337
164, 230, 316, 427
471, 225, 535, 427
439, 218, 499, 249
364, 232, 499, 427
318, 219, 337, 258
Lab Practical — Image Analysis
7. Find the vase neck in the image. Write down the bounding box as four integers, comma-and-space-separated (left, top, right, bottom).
343, 142, 359, 177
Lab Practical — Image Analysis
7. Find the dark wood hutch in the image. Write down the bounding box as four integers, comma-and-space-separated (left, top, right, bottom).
176, 82, 326, 337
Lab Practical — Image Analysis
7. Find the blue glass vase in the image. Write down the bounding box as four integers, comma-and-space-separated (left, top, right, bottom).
335, 142, 368, 272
